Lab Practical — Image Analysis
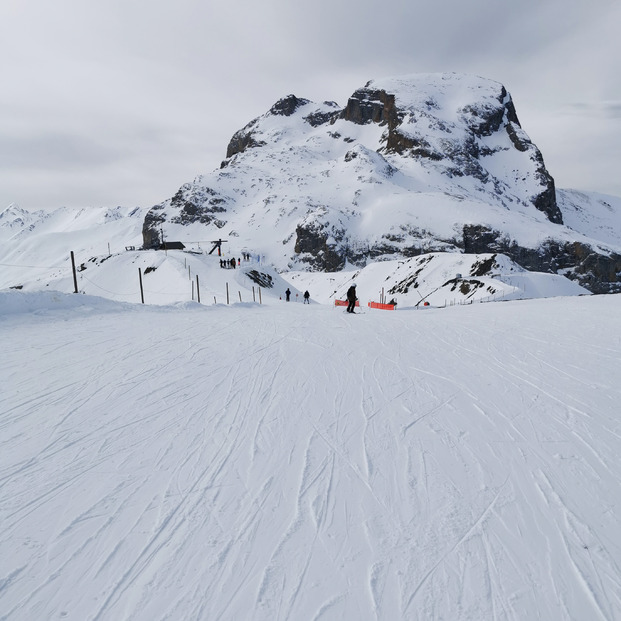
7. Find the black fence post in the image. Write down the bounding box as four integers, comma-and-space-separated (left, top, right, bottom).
70, 251, 78, 293
138, 268, 144, 304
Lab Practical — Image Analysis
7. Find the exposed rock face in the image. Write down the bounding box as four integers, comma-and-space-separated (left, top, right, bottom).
225, 95, 312, 160
341, 82, 562, 224
225, 128, 266, 160
270, 94, 311, 117
142, 208, 165, 249
168, 184, 228, 227
141, 72, 620, 293
142, 183, 229, 248
462, 224, 621, 293
341, 88, 399, 127
293, 207, 347, 271
294, 222, 345, 272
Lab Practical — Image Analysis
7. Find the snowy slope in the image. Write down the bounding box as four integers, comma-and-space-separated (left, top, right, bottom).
0, 199, 593, 307
0, 204, 147, 293
557, 189, 621, 248
1, 291, 620, 620
285, 252, 588, 308
0, 231, 590, 309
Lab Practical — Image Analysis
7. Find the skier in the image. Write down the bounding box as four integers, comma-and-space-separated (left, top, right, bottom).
285, 288, 291, 302
303, 290, 310, 304
346, 283, 357, 313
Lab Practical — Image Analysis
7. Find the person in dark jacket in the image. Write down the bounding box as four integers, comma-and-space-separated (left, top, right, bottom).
346, 283, 357, 313
285, 288, 291, 302
303, 290, 310, 304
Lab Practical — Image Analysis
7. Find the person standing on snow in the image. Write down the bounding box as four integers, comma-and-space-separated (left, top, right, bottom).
303, 290, 310, 304
346, 283, 357, 313
285, 288, 291, 302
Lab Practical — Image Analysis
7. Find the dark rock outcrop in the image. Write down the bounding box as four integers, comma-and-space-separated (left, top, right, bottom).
142, 207, 166, 249
226, 121, 266, 159
269, 94, 310, 117
340, 83, 561, 224
141, 183, 229, 249
304, 102, 339, 127
294, 220, 346, 271
226, 95, 311, 159
462, 224, 621, 293
531, 155, 562, 224
168, 184, 227, 226
340, 87, 400, 127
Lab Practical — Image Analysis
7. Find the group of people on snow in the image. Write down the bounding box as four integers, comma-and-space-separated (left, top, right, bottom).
284, 288, 311, 303
219, 253, 257, 268
282, 284, 356, 310
217, 251, 357, 310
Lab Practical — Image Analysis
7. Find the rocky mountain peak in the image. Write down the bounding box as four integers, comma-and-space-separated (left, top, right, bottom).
268, 94, 311, 117
141, 72, 620, 293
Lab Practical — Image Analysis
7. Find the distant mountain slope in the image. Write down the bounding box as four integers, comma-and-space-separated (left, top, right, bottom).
0, 204, 146, 292
0, 206, 590, 307
2, 76, 620, 296
140, 72, 621, 293
557, 189, 621, 248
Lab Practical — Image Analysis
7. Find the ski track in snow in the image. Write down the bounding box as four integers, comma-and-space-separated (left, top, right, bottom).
1, 295, 621, 620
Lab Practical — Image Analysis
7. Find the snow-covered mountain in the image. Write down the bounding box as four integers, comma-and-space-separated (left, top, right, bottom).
2, 73, 620, 302
139, 72, 621, 293
0, 200, 590, 309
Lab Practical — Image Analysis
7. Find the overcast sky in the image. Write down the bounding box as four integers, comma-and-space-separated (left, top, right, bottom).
1, 0, 620, 211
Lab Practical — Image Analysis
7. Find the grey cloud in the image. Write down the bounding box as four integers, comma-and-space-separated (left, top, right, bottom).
1, 0, 620, 209
0, 133, 120, 171
561, 102, 621, 119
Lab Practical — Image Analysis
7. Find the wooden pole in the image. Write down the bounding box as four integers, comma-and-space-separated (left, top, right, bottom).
252, 286, 256, 302
196, 275, 201, 304
238, 291, 242, 302
226, 282, 229, 304
70, 251, 78, 293
138, 268, 144, 304
191, 281, 194, 300
259, 288, 262, 304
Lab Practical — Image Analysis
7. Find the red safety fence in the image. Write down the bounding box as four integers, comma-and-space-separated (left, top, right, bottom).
334, 299, 359, 307
368, 301, 396, 310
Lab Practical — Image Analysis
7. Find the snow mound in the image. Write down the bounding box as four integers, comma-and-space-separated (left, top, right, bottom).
0, 290, 131, 317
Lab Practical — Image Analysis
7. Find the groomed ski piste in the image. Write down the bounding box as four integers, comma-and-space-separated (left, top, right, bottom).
2, 260, 621, 619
